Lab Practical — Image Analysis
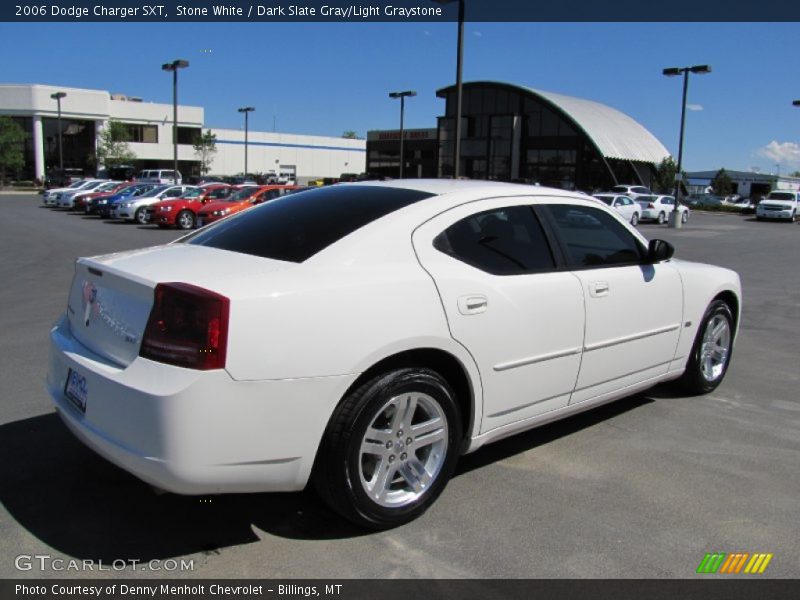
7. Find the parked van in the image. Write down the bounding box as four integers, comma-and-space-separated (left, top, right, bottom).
136, 169, 182, 185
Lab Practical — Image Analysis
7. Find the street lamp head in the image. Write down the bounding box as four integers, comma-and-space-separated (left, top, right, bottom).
389, 90, 417, 99
50, 92, 67, 100
689, 65, 711, 74
793, 100, 800, 107
662, 68, 682, 77
238, 107, 256, 113
162, 59, 189, 72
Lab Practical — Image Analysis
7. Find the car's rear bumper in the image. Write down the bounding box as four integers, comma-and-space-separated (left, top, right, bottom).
47, 314, 357, 494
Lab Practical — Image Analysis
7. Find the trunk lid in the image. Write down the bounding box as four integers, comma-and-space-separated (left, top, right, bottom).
66, 244, 293, 367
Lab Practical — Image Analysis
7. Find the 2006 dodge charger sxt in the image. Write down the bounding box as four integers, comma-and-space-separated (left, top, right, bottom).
47, 180, 741, 528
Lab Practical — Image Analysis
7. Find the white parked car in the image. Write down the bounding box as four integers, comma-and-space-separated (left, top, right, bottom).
637, 195, 690, 224
56, 180, 113, 209
755, 190, 799, 221
592, 194, 642, 225
610, 184, 652, 200
43, 179, 101, 206
113, 185, 198, 224
46, 181, 741, 529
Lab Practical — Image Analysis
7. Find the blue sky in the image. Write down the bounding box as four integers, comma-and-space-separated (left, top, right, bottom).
2, 21, 799, 173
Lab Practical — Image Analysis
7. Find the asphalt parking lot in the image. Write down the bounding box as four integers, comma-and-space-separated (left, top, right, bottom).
0, 193, 798, 579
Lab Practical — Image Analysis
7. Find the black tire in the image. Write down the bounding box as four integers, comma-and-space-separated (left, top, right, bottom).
630, 213, 639, 226
681, 210, 689, 224
677, 300, 735, 395
313, 368, 462, 529
176, 210, 195, 230
134, 207, 148, 225
657, 211, 666, 225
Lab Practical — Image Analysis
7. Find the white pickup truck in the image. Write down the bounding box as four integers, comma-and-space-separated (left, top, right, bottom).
756, 190, 799, 222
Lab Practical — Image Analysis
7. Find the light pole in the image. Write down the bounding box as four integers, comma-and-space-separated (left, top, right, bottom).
663, 64, 711, 228
434, 0, 465, 178
238, 106, 255, 179
161, 59, 189, 183
50, 92, 67, 177
389, 91, 416, 179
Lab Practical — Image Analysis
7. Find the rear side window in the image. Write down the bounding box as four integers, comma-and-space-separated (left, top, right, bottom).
543, 204, 644, 268
433, 206, 555, 275
185, 186, 433, 263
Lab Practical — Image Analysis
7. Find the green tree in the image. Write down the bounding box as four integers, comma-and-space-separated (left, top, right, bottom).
96, 119, 136, 169
341, 130, 358, 139
711, 168, 734, 196
0, 117, 27, 184
193, 129, 217, 175
790, 170, 800, 178
653, 157, 681, 194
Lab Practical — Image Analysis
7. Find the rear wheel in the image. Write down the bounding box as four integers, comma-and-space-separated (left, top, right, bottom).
681, 210, 689, 224
314, 368, 461, 529
176, 210, 195, 230
677, 300, 734, 395
657, 211, 666, 225
630, 212, 639, 226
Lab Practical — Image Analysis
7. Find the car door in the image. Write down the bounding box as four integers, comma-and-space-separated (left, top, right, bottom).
613, 197, 632, 221
540, 203, 683, 404
413, 197, 585, 433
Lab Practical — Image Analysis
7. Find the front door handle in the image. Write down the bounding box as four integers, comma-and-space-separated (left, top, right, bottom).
458, 295, 488, 315
589, 281, 609, 297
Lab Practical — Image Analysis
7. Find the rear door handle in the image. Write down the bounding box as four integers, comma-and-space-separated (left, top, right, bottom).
589, 282, 609, 297
458, 295, 488, 315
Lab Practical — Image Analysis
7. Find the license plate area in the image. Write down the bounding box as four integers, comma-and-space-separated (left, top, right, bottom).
64, 368, 88, 413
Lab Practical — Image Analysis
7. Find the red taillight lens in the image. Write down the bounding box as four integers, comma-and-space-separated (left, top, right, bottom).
648, 203, 655, 208
140, 283, 229, 370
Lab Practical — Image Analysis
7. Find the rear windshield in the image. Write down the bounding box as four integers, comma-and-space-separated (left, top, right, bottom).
183, 185, 434, 263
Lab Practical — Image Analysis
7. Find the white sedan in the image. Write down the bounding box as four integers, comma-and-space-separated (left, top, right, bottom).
592, 193, 642, 225
637, 195, 690, 224
47, 180, 741, 529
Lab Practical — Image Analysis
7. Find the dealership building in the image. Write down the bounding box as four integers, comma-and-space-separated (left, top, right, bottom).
368, 81, 671, 191
685, 169, 800, 198
0, 84, 366, 182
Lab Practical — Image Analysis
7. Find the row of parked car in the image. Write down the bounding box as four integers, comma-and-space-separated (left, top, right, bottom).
589, 185, 690, 226
41, 178, 305, 229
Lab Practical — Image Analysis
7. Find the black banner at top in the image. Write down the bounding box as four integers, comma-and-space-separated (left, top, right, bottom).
3, 0, 800, 22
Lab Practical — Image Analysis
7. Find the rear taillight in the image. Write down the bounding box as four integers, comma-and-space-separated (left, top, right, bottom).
648, 203, 655, 208
140, 283, 229, 370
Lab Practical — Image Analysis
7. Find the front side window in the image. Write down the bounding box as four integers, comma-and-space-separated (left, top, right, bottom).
543, 204, 644, 268
433, 206, 555, 275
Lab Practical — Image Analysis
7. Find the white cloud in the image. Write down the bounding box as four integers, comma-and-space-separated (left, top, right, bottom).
423, 30, 431, 36
687, 104, 703, 111
473, 31, 482, 37
757, 141, 800, 166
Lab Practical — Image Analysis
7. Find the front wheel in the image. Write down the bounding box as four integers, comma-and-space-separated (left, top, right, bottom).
681, 210, 689, 224
176, 210, 196, 230
677, 300, 734, 395
134, 207, 148, 225
630, 212, 639, 226
657, 211, 666, 225
314, 368, 462, 529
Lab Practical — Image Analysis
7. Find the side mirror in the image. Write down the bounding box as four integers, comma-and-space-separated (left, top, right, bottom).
647, 239, 675, 263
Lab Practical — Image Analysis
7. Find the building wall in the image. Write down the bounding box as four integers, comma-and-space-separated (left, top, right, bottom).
0, 84, 365, 182
210, 128, 365, 180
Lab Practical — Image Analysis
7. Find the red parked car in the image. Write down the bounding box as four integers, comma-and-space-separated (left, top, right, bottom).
145, 184, 233, 229
196, 185, 299, 226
